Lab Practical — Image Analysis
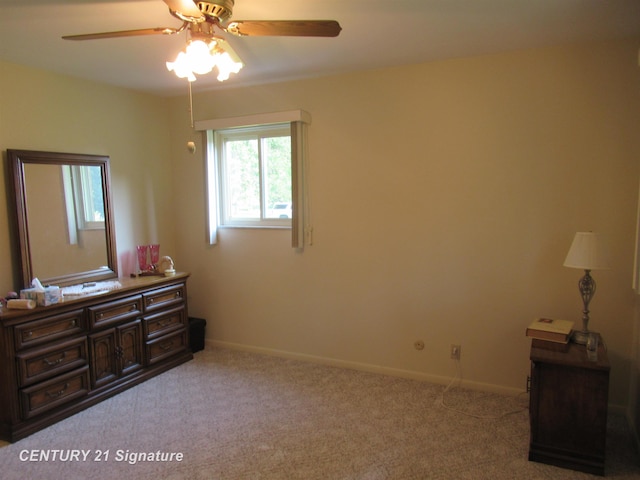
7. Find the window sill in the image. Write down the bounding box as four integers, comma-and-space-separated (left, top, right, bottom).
219, 225, 292, 230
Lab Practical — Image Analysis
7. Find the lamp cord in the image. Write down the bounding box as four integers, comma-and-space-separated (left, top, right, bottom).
437, 358, 528, 420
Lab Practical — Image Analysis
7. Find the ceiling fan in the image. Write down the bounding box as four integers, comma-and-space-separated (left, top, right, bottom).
63, 0, 341, 84
62, 0, 341, 43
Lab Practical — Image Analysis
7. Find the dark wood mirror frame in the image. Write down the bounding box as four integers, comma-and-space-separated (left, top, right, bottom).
7, 149, 118, 289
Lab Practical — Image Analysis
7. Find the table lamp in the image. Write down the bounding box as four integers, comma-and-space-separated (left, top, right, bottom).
563, 232, 610, 344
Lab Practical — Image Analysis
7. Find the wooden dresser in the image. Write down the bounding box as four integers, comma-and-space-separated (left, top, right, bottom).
528, 338, 610, 476
0, 273, 192, 442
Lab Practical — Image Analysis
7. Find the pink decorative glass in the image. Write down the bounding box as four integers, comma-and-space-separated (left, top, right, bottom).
149, 244, 160, 267
136, 245, 149, 272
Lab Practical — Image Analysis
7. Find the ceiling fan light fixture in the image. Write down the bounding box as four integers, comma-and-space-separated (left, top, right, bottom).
166, 51, 197, 82
211, 37, 243, 81
166, 36, 242, 82
215, 52, 242, 81
186, 39, 217, 74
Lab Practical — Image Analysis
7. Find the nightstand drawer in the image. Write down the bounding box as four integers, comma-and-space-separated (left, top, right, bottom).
14, 309, 85, 350
17, 337, 88, 387
20, 367, 90, 419
88, 295, 142, 329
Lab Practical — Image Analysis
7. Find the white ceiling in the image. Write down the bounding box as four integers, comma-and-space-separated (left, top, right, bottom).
0, 0, 639, 97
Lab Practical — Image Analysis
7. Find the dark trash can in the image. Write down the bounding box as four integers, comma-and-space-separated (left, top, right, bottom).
189, 317, 207, 352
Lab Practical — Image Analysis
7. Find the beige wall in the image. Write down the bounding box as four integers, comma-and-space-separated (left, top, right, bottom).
0, 37, 638, 414
170, 38, 640, 409
0, 61, 176, 292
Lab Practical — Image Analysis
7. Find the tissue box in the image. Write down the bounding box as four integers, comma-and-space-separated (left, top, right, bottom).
20, 286, 62, 306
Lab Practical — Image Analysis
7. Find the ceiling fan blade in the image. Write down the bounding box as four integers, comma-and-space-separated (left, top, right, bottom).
226, 20, 342, 38
62, 27, 182, 41
163, 0, 204, 22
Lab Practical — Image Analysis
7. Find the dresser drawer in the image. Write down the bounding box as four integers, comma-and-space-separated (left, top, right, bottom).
20, 366, 90, 419
88, 295, 142, 329
17, 337, 88, 387
14, 309, 86, 350
146, 329, 187, 365
143, 306, 186, 340
143, 283, 185, 313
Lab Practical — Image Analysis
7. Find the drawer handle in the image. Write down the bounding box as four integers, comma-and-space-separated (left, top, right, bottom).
98, 304, 136, 318
158, 320, 171, 327
175, 291, 182, 298
70, 319, 77, 327
43, 352, 66, 367
45, 382, 70, 399
160, 341, 174, 352
148, 298, 155, 304
25, 331, 34, 338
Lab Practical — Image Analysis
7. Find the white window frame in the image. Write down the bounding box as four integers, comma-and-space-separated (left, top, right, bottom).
215, 123, 292, 229
197, 110, 310, 249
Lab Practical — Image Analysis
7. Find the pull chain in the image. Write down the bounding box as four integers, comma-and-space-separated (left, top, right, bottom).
186, 81, 197, 153
188, 80, 194, 129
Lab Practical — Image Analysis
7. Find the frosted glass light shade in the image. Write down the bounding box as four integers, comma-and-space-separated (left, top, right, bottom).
166, 37, 243, 83
563, 232, 610, 270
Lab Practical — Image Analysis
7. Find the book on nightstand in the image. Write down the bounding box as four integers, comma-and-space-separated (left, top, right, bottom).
526, 317, 574, 344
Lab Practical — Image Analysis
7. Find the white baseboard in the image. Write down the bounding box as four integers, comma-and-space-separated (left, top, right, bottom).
207, 339, 525, 397
205, 340, 632, 418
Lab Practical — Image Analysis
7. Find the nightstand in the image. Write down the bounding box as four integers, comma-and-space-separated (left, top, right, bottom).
528, 338, 610, 476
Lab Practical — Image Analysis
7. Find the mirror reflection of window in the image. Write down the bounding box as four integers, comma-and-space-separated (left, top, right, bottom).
63, 165, 106, 242
74, 165, 105, 228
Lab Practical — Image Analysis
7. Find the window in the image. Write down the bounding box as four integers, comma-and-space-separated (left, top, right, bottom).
215, 124, 292, 228
198, 110, 310, 249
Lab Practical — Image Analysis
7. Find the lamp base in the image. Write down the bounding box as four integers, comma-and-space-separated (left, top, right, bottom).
571, 330, 589, 345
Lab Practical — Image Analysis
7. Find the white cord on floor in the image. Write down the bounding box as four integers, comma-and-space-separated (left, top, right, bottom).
437, 357, 529, 420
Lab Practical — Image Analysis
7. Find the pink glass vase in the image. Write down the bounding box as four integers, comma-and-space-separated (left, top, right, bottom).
136, 245, 149, 272
149, 244, 160, 267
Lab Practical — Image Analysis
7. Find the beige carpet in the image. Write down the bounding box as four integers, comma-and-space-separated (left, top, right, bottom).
0, 347, 638, 479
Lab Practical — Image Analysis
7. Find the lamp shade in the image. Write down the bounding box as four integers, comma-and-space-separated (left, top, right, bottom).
563, 232, 610, 270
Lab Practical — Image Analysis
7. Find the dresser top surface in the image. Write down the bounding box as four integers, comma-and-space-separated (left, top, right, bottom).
0, 272, 189, 324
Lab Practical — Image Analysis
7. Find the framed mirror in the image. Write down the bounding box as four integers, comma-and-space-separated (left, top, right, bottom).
7, 149, 118, 288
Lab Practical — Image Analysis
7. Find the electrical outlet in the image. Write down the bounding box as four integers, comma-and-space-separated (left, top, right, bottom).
414, 340, 425, 351
450, 344, 461, 360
